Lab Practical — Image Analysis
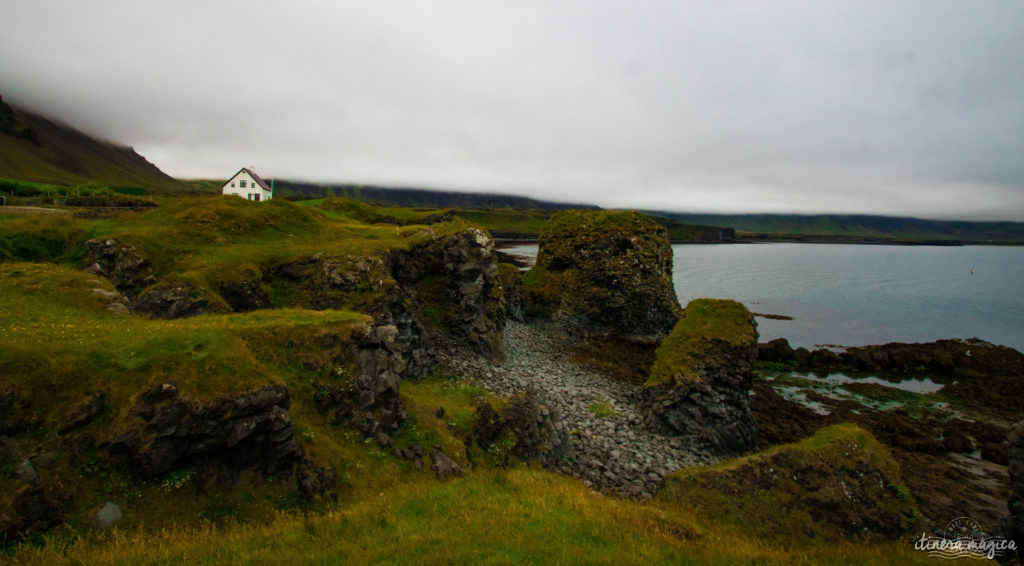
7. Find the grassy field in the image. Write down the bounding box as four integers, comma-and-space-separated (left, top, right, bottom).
10, 466, 935, 566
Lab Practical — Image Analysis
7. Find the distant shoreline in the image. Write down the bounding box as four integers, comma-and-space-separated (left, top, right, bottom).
496, 237, 1022, 247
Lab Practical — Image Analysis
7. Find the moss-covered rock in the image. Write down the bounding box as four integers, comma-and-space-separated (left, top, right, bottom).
472, 388, 572, 468
523, 210, 681, 338
659, 423, 922, 544
643, 299, 758, 455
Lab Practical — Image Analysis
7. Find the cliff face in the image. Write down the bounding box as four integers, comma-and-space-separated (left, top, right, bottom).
387, 227, 509, 361
84, 226, 511, 367
523, 210, 682, 340
643, 299, 759, 456
108, 383, 302, 477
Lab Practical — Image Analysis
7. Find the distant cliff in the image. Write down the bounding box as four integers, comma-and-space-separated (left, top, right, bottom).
0, 94, 183, 191
270, 180, 599, 210
649, 211, 1024, 244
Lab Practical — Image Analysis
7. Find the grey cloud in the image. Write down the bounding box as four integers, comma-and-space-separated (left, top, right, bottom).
1, 0, 1023, 219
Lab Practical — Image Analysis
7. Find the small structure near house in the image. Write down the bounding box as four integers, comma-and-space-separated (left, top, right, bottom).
222, 167, 272, 201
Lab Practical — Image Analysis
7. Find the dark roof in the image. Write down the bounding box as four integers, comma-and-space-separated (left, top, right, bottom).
226, 167, 272, 192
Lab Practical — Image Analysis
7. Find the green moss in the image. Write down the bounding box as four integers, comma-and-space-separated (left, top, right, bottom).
399, 373, 501, 467
660, 423, 922, 545
646, 299, 756, 387
542, 209, 651, 233
588, 400, 620, 419
496, 262, 520, 277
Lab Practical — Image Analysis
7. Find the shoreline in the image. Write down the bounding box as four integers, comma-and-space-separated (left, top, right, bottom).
496, 237, 1023, 247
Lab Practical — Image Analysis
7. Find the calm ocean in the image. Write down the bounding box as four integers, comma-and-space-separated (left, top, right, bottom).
502, 243, 1024, 352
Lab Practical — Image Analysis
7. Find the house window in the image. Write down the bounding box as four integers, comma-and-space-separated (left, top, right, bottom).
230, 182, 235, 188
240, 180, 247, 188
254, 194, 260, 202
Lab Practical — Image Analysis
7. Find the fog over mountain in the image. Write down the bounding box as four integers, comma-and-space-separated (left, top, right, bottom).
1, 1, 1023, 219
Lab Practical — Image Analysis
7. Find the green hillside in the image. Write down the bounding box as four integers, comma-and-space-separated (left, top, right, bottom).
0, 95, 183, 193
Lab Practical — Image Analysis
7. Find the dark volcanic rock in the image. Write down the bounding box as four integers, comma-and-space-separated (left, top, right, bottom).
429, 447, 464, 480
757, 337, 1024, 379
1000, 422, 1024, 559
313, 324, 408, 439
495, 263, 525, 322
131, 281, 207, 319
524, 210, 682, 340
218, 273, 270, 313
2, 486, 63, 543
59, 391, 107, 434
109, 382, 301, 477
418, 210, 456, 225
757, 338, 793, 362
442, 228, 505, 356
269, 227, 509, 372
388, 227, 508, 360
297, 462, 338, 502
83, 239, 155, 297
0, 390, 27, 436
643, 299, 758, 456
472, 388, 572, 468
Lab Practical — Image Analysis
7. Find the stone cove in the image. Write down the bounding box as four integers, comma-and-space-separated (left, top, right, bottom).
1, 199, 1022, 563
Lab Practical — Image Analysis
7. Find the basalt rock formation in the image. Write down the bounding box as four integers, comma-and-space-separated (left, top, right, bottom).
643, 299, 759, 456
473, 388, 572, 468
107, 381, 302, 477
495, 263, 525, 322
267, 226, 509, 369
84, 239, 208, 318
83, 238, 154, 297
216, 269, 271, 313
84, 227, 512, 371
523, 210, 681, 340
131, 280, 208, 319
313, 324, 408, 444
388, 227, 509, 359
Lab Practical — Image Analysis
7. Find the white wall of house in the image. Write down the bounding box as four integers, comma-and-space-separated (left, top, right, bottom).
222, 169, 272, 201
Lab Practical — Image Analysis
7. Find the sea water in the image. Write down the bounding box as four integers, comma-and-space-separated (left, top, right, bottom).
501, 243, 1024, 352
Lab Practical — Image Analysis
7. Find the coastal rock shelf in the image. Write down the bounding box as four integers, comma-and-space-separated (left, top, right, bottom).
446, 321, 713, 498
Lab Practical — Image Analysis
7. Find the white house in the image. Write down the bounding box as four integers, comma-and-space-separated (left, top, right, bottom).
222, 167, 273, 201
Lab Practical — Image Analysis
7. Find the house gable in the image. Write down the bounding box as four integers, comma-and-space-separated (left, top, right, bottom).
222, 167, 273, 201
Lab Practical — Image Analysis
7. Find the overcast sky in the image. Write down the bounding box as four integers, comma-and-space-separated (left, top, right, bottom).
2, 1, 1023, 219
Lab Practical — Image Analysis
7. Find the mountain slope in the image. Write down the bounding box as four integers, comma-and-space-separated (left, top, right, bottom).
0, 95, 183, 191
271, 179, 599, 210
